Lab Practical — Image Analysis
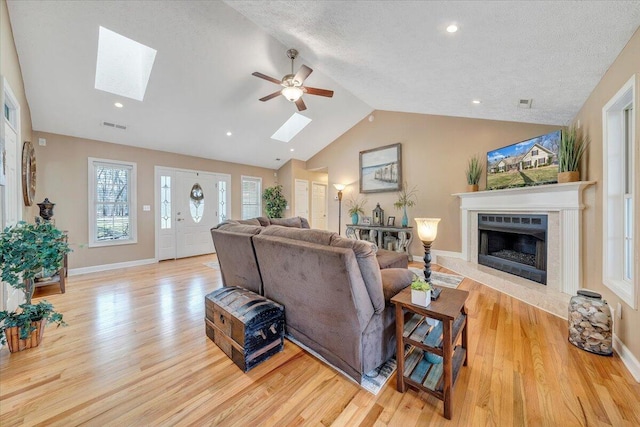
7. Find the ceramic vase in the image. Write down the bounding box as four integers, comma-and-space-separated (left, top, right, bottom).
351, 213, 359, 225
401, 206, 408, 227
411, 289, 431, 307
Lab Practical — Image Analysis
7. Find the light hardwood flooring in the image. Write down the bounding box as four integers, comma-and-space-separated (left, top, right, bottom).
1, 255, 638, 426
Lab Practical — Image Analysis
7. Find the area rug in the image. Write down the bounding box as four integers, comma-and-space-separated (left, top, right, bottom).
408, 267, 465, 289
204, 261, 220, 270
286, 335, 396, 395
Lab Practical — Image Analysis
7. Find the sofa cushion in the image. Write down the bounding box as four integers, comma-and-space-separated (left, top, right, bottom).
236, 218, 262, 226
216, 221, 263, 235
261, 225, 336, 246
256, 217, 272, 227
269, 217, 303, 228
376, 248, 409, 269
330, 236, 385, 314
381, 268, 415, 302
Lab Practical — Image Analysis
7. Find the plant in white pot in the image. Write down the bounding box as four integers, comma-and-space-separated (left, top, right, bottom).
410, 275, 432, 307
0, 221, 70, 352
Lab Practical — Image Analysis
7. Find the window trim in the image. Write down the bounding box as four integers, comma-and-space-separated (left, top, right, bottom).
88, 157, 137, 247
602, 74, 636, 308
241, 175, 262, 220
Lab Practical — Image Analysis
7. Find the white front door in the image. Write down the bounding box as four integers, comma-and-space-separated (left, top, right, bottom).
294, 179, 309, 219
156, 167, 230, 260
175, 170, 218, 258
311, 182, 328, 229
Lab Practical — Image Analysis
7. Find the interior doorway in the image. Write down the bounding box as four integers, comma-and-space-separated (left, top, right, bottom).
155, 167, 230, 260
2, 78, 22, 311
294, 179, 309, 219
311, 182, 328, 229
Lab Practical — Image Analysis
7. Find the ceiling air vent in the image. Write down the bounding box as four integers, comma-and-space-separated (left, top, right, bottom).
518, 99, 533, 109
101, 121, 127, 130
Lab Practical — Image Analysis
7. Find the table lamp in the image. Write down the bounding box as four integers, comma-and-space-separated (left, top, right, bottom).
415, 218, 441, 282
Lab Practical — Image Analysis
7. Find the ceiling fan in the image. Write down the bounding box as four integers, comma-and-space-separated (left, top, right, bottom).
252, 49, 334, 111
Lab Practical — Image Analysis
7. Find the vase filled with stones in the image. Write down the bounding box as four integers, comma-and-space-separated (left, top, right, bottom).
568, 289, 613, 356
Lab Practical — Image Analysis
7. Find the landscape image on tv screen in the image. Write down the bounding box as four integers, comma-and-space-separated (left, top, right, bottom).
487, 130, 561, 190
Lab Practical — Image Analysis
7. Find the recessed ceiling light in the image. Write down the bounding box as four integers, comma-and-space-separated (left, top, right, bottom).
290, 148, 294, 152
114, 102, 123, 108
472, 100, 481, 104
226, 131, 232, 136
446, 24, 458, 33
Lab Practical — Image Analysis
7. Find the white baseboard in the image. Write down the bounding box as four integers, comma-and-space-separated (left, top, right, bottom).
68, 258, 157, 276
412, 250, 464, 263
613, 334, 640, 382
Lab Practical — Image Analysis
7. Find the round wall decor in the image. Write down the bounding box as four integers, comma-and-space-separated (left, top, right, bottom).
22, 141, 36, 206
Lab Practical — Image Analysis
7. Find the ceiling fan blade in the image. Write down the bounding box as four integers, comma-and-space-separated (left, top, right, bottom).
295, 97, 307, 111
259, 91, 282, 102
303, 86, 334, 98
294, 65, 312, 84
252, 72, 282, 85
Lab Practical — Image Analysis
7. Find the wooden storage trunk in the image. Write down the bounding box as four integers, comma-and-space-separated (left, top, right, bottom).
205, 286, 284, 372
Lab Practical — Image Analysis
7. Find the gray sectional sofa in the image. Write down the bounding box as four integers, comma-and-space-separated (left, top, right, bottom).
210, 218, 414, 382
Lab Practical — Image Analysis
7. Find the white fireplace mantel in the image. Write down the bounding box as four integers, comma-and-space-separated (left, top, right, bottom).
454, 181, 595, 296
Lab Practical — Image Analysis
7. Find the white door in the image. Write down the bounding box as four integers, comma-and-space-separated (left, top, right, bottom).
311, 182, 328, 230
294, 179, 309, 219
156, 167, 230, 260
3, 81, 22, 311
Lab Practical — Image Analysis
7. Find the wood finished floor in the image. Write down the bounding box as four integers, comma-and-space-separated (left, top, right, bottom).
1, 256, 638, 426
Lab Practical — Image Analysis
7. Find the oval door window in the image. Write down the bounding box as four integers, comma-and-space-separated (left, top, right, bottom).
190, 183, 204, 223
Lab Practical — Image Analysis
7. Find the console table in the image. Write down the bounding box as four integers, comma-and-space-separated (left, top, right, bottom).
345, 224, 413, 259
391, 287, 469, 420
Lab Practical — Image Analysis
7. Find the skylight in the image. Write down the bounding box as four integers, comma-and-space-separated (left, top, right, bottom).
95, 26, 157, 101
271, 113, 312, 142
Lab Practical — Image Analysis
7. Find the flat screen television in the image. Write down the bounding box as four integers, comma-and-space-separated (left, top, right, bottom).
486, 130, 561, 190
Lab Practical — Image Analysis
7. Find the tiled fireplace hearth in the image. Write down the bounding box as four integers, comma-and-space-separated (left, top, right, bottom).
440, 182, 595, 317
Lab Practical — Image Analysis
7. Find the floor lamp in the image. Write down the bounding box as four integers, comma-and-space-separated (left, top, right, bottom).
415, 218, 441, 283
334, 184, 345, 235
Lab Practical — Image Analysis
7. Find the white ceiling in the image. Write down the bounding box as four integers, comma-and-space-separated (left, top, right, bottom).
7, 1, 640, 170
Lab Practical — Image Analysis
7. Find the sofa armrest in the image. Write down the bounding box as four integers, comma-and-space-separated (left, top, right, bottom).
381, 268, 415, 303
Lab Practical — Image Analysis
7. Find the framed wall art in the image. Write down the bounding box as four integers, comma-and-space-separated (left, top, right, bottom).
359, 143, 402, 193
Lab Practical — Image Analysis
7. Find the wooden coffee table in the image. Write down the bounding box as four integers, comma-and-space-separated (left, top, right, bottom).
391, 286, 469, 420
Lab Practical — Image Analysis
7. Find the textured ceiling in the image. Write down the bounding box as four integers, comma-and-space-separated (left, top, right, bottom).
6, 1, 640, 169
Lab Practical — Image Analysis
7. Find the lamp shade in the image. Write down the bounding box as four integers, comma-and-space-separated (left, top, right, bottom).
281, 86, 303, 102
415, 218, 441, 243
333, 184, 346, 191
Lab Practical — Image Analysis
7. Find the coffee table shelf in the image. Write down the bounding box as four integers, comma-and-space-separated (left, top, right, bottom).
391, 286, 469, 420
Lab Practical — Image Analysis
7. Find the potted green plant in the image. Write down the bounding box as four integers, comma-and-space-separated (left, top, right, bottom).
393, 182, 418, 227
346, 196, 367, 225
410, 275, 432, 307
262, 185, 287, 218
0, 221, 70, 352
558, 125, 589, 183
465, 154, 484, 192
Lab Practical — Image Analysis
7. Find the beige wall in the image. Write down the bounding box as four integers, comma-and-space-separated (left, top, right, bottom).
573, 27, 640, 360
306, 111, 557, 254
1, 0, 36, 221
33, 131, 276, 269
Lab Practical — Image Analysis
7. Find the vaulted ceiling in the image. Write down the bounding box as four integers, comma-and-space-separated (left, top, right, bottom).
7, 1, 640, 169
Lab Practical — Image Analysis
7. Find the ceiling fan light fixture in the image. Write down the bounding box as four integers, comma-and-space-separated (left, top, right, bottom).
281, 86, 303, 102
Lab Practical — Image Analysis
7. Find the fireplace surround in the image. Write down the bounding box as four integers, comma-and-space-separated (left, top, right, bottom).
455, 181, 594, 296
